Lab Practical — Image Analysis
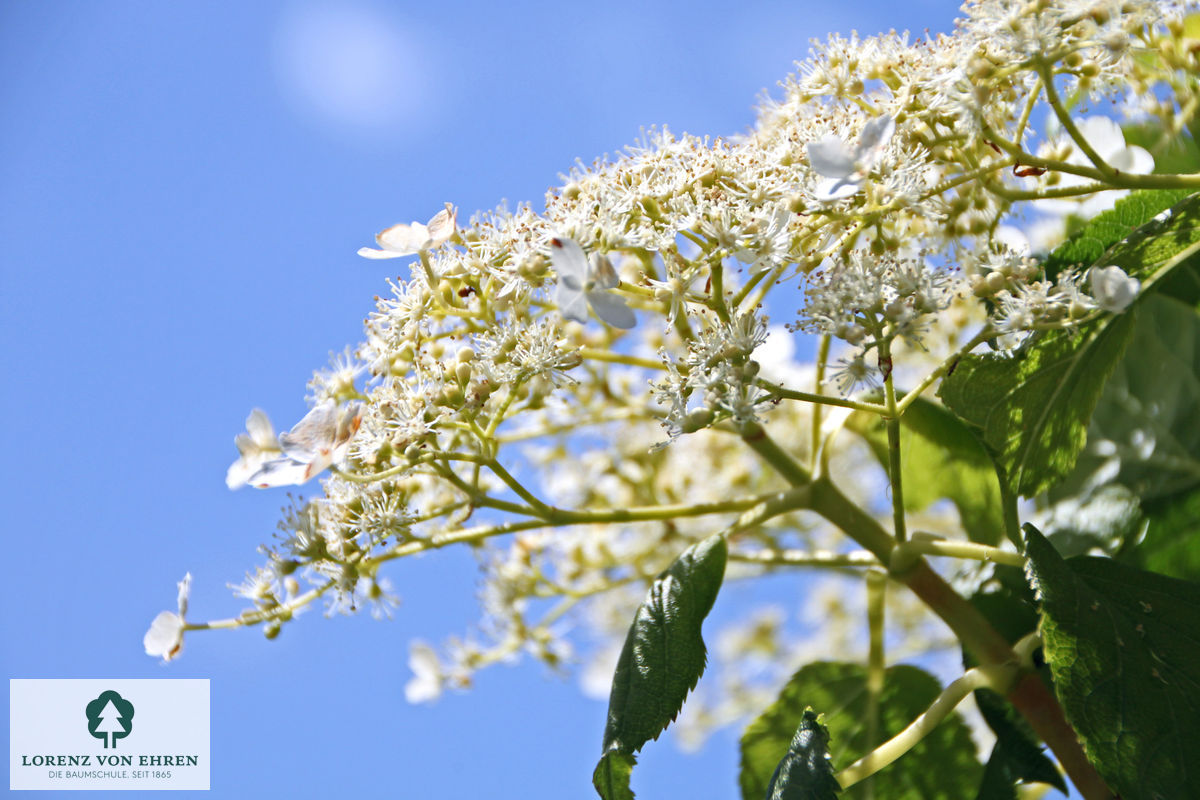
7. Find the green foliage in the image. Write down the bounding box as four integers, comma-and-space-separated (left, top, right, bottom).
971, 690, 1066, 799
763, 709, 841, 800
739, 663, 981, 800
965, 573, 1065, 798
1052, 293, 1200, 505
1024, 523, 1200, 800
593, 534, 728, 800
593, 750, 637, 800
1041, 188, 1192, 282
940, 191, 1200, 498
847, 397, 1004, 545
1133, 488, 1200, 581
938, 310, 1133, 498
1122, 122, 1200, 178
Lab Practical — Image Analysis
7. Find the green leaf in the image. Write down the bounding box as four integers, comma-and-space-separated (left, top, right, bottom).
739, 663, 982, 800
938, 312, 1134, 497
1132, 488, 1200, 581
940, 191, 1200, 498
847, 396, 1004, 545
593, 750, 637, 800
972, 689, 1067, 797
1051, 293, 1200, 506
764, 709, 842, 800
600, 534, 727, 755
973, 743, 1018, 800
1024, 523, 1200, 800
1122, 123, 1200, 178
1041, 189, 1193, 283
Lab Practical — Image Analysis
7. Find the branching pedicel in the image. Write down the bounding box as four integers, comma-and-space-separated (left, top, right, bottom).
147, 2, 1200, 797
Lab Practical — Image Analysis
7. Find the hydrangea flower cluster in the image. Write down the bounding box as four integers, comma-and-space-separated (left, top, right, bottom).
146, 1, 1195, 759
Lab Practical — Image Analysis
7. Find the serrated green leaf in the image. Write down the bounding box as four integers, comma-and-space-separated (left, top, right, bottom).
973, 689, 1067, 796
938, 312, 1133, 497
600, 534, 728, 755
847, 396, 1004, 545
1042, 189, 1192, 283
940, 191, 1200, 497
593, 750, 637, 800
739, 663, 982, 800
764, 709, 842, 800
974, 743, 1018, 800
1024, 523, 1200, 800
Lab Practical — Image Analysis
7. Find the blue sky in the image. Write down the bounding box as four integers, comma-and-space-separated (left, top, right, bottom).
2, 1, 965, 797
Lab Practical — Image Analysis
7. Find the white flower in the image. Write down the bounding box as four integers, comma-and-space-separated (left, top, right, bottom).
1090, 265, 1140, 313
225, 409, 282, 489
235, 401, 364, 489
144, 573, 190, 662
806, 114, 895, 201
404, 641, 443, 703
549, 236, 636, 329
1034, 117, 1153, 218
357, 203, 457, 259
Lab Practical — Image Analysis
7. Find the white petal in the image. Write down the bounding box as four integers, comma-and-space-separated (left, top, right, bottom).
247, 457, 314, 488
176, 573, 192, 617
548, 236, 589, 282
590, 253, 620, 290
244, 409, 277, 447
587, 289, 637, 329
143, 611, 185, 661
357, 246, 405, 259
855, 114, 895, 167
806, 134, 856, 178
556, 285, 591, 324
1110, 145, 1153, 175
814, 176, 862, 202
1090, 265, 1140, 313
279, 401, 338, 461
376, 221, 430, 254
331, 403, 364, 454
405, 642, 443, 703
425, 203, 457, 247
225, 459, 256, 490
1076, 116, 1124, 155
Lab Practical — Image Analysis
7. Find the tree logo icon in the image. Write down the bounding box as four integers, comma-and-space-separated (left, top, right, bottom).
85, 690, 134, 749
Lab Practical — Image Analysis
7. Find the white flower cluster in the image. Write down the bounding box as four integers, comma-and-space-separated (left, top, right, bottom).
653, 312, 771, 439
149, 0, 1192, 748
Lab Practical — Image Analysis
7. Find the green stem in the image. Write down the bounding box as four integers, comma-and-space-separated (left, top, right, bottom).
812, 335, 831, 472
879, 337, 907, 543
755, 377, 888, 414
838, 665, 1013, 789
893, 535, 1025, 568
741, 436, 1110, 797
727, 548, 879, 568
864, 568, 887, 800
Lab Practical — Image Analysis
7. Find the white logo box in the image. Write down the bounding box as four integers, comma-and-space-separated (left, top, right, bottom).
10, 679, 209, 791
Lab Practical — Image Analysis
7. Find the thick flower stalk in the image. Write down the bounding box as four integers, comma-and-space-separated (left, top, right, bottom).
148, 2, 1200, 798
